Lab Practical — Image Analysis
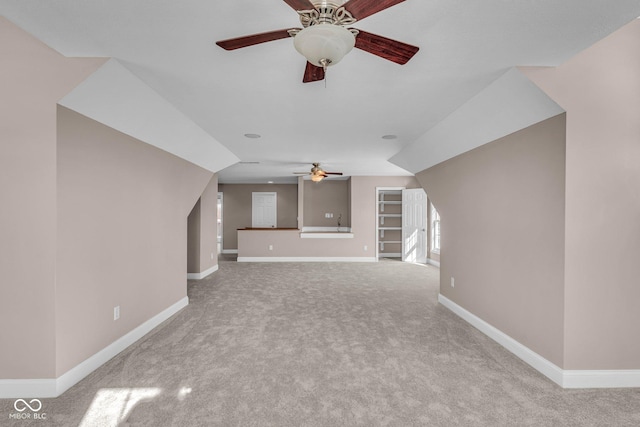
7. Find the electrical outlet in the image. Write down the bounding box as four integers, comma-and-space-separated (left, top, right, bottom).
451, 277, 455, 288
210, 252, 214, 260
268, 245, 273, 251
114, 306, 120, 320
364, 245, 368, 251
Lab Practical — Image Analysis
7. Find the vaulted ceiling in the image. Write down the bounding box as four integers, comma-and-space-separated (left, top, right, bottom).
2, 1, 639, 183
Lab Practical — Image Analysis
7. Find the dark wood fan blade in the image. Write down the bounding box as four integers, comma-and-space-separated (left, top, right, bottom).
342, 0, 405, 21
323, 172, 343, 175
282, 0, 317, 11
216, 29, 298, 50
303, 62, 325, 83
353, 29, 419, 65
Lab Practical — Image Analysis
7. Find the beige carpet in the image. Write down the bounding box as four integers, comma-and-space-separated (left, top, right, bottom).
2, 258, 639, 426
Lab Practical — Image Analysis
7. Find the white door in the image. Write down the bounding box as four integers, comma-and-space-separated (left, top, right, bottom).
402, 188, 427, 263
252, 192, 277, 228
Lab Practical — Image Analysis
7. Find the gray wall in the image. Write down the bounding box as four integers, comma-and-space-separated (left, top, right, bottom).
523, 19, 640, 369
56, 106, 212, 375
0, 17, 106, 379
1, 15, 214, 385
303, 179, 351, 227
219, 184, 298, 250
416, 114, 567, 367
237, 176, 421, 258
187, 175, 218, 274
187, 198, 202, 273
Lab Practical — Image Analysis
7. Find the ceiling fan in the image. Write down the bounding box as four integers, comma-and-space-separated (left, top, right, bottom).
216, 0, 419, 83
294, 163, 343, 182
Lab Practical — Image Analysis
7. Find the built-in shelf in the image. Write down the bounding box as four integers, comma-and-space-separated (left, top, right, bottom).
377, 188, 403, 259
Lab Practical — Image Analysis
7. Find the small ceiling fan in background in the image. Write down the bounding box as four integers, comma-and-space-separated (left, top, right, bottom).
294, 163, 343, 182
216, 0, 419, 83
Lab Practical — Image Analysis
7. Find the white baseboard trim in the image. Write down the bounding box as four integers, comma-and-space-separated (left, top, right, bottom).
438, 294, 640, 389
562, 369, 640, 389
0, 379, 57, 399
427, 258, 440, 267
221, 249, 238, 254
438, 294, 564, 386
237, 256, 377, 263
187, 264, 218, 280
0, 296, 189, 398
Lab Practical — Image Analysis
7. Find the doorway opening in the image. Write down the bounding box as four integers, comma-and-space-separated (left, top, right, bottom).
217, 192, 223, 255
376, 187, 429, 264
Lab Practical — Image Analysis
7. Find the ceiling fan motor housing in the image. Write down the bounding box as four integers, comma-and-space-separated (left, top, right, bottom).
297, 1, 357, 27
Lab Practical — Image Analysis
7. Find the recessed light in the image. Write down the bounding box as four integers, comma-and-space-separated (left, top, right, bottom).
267, 181, 274, 184
244, 133, 261, 139
382, 134, 397, 140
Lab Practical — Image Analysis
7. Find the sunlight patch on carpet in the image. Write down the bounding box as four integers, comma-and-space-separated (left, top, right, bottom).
78, 387, 162, 427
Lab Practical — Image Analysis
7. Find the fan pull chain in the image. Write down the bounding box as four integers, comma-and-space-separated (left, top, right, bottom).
320, 58, 329, 89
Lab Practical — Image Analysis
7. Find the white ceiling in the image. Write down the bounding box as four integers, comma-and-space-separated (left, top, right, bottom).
2, 1, 639, 183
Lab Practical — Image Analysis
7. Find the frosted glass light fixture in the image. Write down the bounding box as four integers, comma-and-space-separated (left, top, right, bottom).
294, 24, 356, 69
